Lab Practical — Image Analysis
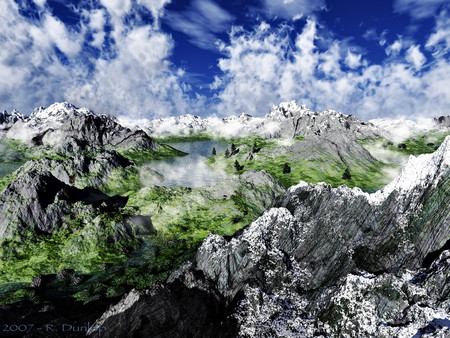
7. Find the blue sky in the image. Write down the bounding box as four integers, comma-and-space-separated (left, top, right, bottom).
0, 0, 449, 120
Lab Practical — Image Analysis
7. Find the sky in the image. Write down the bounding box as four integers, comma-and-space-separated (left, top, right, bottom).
0, 0, 449, 121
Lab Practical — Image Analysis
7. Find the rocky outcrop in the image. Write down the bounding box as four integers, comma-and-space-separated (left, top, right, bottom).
124, 100, 384, 140
16, 151, 135, 190
435, 115, 450, 128
0, 110, 26, 130
1, 102, 158, 154
0, 171, 128, 239
286, 131, 378, 168
93, 137, 450, 337
264, 101, 381, 139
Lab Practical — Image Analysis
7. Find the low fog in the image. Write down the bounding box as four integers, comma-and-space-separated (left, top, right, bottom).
142, 141, 230, 188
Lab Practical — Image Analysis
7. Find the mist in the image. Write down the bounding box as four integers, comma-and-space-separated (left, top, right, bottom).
142, 141, 229, 188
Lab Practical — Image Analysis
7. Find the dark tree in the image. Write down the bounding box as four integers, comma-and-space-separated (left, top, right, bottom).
283, 163, 291, 174
212, 147, 216, 156
342, 167, 351, 180
398, 143, 407, 149
252, 141, 261, 153
234, 160, 244, 171
231, 143, 236, 152
225, 149, 230, 158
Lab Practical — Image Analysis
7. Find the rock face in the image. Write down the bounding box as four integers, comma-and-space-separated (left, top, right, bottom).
0, 171, 127, 239
17, 150, 134, 189
0, 110, 26, 129
286, 131, 378, 168
94, 137, 450, 337
264, 101, 380, 139
435, 115, 450, 128
1, 102, 158, 153
122, 100, 384, 140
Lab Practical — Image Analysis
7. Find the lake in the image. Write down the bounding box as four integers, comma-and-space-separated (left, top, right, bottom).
0, 140, 230, 188
144, 140, 229, 188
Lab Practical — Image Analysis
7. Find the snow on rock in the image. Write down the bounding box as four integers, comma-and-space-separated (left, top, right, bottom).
0, 102, 157, 153
371, 135, 450, 203
91, 128, 450, 337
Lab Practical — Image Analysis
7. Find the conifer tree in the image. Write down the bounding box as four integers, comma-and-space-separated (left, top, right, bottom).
283, 163, 291, 174
342, 167, 351, 180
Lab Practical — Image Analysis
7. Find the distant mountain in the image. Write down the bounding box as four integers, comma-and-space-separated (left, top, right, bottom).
92, 136, 450, 337
119, 101, 383, 140
120, 100, 448, 141
0, 102, 158, 154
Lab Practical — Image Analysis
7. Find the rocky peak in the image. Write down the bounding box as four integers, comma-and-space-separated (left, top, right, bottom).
30, 102, 93, 120
371, 135, 450, 202
266, 100, 312, 120
1, 102, 158, 153
434, 115, 450, 128
0, 110, 26, 128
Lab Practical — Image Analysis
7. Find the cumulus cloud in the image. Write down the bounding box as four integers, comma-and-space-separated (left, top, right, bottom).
212, 19, 450, 120
165, 0, 233, 51
405, 45, 426, 69
394, 0, 448, 19
385, 39, 403, 56
262, 0, 326, 20
345, 50, 362, 69
0, 0, 195, 118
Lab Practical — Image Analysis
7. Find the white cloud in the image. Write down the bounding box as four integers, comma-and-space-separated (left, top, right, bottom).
363, 28, 388, 46
85, 9, 107, 47
262, 0, 326, 20
43, 13, 83, 57
394, 0, 448, 19
165, 0, 233, 51
99, 0, 132, 19
0, 0, 196, 118
137, 0, 171, 27
386, 39, 403, 55
426, 9, 450, 55
212, 19, 450, 120
405, 45, 426, 69
345, 50, 361, 69
33, 0, 46, 8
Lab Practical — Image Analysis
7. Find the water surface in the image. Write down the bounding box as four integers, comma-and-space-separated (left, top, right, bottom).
145, 140, 229, 188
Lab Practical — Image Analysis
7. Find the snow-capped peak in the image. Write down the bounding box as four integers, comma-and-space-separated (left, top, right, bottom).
30, 102, 94, 120
266, 100, 312, 120
370, 135, 450, 202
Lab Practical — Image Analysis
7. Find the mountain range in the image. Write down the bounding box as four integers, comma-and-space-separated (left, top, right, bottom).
0, 101, 448, 337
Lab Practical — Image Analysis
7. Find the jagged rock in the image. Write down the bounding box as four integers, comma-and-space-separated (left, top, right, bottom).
0, 110, 26, 130
0, 171, 126, 239
16, 151, 133, 189
88, 282, 238, 338
434, 115, 450, 128
30, 274, 55, 289
56, 269, 75, 280
1, 102, 158, 154
286, 131, 377, 168
265, 101, 381, 139
124, 100, 385, 140
94, 137, 450, 337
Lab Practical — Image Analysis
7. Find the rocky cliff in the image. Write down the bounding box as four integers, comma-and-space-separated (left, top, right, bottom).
0, 102, 158, 154
93, 136, 450, 337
